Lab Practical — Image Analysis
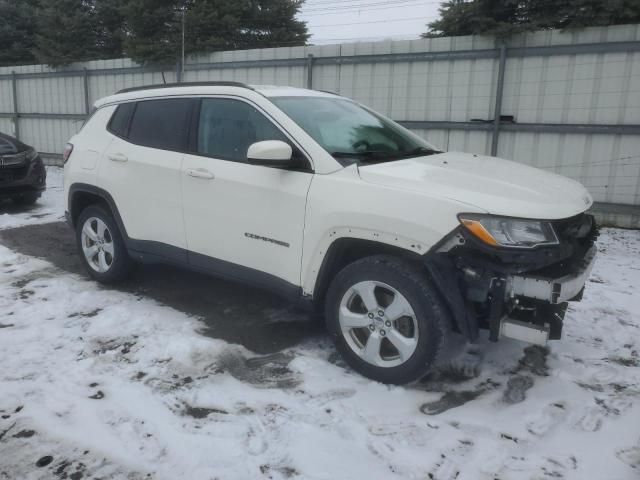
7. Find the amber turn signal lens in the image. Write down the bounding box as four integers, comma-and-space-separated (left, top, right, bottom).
460, 219, 499, 246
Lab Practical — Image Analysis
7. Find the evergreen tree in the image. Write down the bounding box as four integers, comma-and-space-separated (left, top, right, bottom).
0, 0, 38, 66
424, 0, 640, 38
123, 0, 309, 65
95, 0, 127, 58
122, 0, 183, 65
34, 0, 98, 66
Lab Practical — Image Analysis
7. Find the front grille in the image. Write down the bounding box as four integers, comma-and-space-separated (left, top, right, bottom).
0, 151, 27, 167
0, 151, 30, 183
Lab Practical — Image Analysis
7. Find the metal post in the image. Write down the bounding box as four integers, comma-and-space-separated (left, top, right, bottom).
306, 54, 314, 89
83, 68, 90, 115
491, 43, 507, 157
181, 8, 186, 82
11, 71, 19, 140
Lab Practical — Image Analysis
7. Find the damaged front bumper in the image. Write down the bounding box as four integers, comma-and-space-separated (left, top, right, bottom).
426, 213, 598, 346
508, 245, 597, 305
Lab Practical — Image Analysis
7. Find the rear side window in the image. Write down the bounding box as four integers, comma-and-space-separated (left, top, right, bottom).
108, 103, 135, 138
128, 98, 192, 151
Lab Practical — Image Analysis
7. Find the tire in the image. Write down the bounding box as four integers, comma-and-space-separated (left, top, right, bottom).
75, 204, 132, 283
325, 255, 451, 385
12, 193, 40, 206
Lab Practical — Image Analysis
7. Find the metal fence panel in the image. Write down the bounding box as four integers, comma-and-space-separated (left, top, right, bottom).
0, 25, 639, 213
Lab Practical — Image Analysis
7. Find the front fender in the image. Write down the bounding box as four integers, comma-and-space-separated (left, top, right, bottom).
301, 226, 427, 296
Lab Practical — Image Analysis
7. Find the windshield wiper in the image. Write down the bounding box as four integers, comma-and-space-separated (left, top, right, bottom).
330, 150, 390, 158
397, 146, 441, 158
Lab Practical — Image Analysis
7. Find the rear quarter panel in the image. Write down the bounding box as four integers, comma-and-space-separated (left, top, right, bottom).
64, 106, 116, 212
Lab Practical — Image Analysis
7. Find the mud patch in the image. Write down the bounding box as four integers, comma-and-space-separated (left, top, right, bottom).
183, 404, 228, 419
607, 356, 639, 367
12, 429, 36, 438
214, 350, 301, 389
260, 464, 299, 478
417, 348, 484, 392
68, 308, 102, 319
514, 345, 549, 376
36, 455, 54, 467
18, 289, 35, 299
502, 375, 534, 404
419, 379, 500, 415
0, 323, 15, 328
616, 446, 640, 470
92, 337, 137, 356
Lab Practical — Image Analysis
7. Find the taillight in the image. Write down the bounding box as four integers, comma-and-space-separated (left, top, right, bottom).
63, 143, 74, 164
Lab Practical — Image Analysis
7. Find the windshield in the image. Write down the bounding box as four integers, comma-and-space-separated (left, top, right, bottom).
271, 96, 440, 165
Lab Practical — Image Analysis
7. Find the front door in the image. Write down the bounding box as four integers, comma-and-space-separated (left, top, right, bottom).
181, 97, 313, 291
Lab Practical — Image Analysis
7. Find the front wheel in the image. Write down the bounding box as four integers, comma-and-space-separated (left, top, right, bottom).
76, 205, 132, 283
325, 255, 451, 385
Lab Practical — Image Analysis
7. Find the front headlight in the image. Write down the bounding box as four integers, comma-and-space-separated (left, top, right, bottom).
458, 214, 558, 248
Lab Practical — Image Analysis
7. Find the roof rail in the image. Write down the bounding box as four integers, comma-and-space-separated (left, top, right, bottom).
116, 81, 253, 94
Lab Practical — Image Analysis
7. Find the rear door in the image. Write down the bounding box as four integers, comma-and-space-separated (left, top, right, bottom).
181, 97, 313, 291
99, 98, 194, 260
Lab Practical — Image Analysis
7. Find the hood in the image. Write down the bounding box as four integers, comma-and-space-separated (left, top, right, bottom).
358, 152, 593, 220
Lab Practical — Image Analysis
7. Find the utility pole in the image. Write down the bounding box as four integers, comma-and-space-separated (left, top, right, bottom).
181, 7, 186, 82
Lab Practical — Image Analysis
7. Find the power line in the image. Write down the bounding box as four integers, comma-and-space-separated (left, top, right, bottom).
309, 16, 436, 28
301, 0, 435, 13
302, 0, 441, 7
309, 33, 423, 42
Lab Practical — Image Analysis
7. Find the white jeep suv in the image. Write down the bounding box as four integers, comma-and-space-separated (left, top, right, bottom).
64, 82, 597, 384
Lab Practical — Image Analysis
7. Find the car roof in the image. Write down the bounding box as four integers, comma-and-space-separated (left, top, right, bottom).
94, 83, 339, 108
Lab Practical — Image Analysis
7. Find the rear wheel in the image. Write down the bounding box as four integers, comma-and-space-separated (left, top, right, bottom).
76, 205, 132, 283
325, 255, 451, 384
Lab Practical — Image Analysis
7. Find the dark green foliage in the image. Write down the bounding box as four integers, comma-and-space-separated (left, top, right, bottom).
0, 0, 38, 66
187, 0, 309, 53
34, 0, 98, 67
121, 0, 182, 65
3, 0, 307, 67
124, 0, 309, 65
424, 0, 640, 38
95, 0, 127, 58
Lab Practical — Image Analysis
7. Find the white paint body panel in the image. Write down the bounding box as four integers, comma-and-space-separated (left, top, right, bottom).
64, 85, 592, 295
99, 135, 187, 249
181, 152, 312, 286
358, 152, 593, 220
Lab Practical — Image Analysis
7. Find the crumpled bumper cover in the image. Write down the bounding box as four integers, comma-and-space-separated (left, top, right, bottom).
508, 245, 597, 304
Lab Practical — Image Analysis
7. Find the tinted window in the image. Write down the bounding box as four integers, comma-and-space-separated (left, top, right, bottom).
108, 103, 134, 138
0, 138, 15, 155
197, 99, 287, 162
128, 99, 192, 150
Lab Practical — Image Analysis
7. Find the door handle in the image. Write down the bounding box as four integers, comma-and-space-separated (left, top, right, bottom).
186, 168, 215, 180
107, 153, 128, 162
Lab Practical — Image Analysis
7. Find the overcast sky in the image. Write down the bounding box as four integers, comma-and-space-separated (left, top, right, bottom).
297, 0, 443, 44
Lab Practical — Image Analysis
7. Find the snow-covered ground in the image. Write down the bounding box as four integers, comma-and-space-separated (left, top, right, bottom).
0, 168, 639, 479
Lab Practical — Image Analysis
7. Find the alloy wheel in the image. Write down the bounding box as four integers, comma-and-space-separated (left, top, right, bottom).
338, 281, 419, 368
80, 217, 115, 273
